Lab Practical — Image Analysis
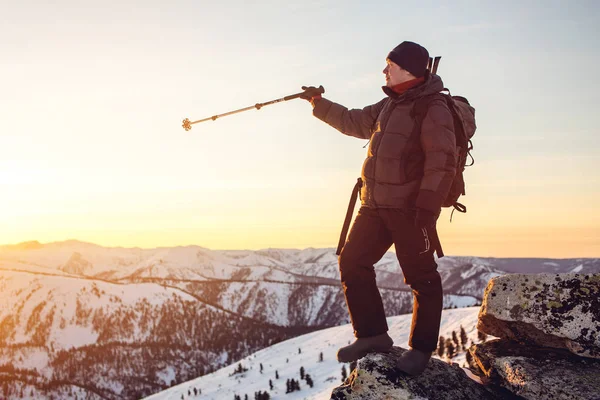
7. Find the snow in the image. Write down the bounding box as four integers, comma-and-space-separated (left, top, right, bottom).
144, 307, 483, 400
543, 262, 560, 267
571, 264, 583, 273
0, 270, 203, 350
51, 325, 99, 350
219, 282, 292, 325
1, 242, 596, 286
460, 266, 481, 280
2, 241, 593, 399
0, 347, 50, 375
157, 367, 177, 386
444, 294, 479, 308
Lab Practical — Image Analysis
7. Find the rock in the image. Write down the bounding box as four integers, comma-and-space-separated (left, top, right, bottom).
469, 339, 600, 400
330, 347, 505, 400
477, 273, 600, 358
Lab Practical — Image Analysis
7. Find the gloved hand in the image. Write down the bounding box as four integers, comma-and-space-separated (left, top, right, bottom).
414, 208, 439, 229
300, 85, 324, 101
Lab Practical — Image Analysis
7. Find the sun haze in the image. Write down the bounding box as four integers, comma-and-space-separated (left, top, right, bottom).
1, 1, 598, 257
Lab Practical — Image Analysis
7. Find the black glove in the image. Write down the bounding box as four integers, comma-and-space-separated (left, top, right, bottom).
414, 208, 439, 229
300, 85, 324, 101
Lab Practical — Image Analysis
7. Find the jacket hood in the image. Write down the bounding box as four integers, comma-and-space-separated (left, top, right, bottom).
382, 71, 444, 102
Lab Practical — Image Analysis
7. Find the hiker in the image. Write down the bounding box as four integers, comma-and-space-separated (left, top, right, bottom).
300, 41, 456, 376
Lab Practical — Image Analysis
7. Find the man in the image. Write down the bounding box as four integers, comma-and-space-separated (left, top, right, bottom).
300, 41, 456, 376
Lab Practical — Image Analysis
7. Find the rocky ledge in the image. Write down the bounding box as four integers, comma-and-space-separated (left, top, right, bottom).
329, 273, 600, 400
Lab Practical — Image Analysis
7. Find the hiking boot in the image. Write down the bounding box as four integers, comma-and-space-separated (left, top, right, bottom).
395, 348, 432, 376
337, 333, 394, 363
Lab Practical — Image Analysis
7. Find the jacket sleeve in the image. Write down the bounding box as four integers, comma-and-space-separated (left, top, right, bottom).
312, 97, 388, 140
415, 100, 457, 213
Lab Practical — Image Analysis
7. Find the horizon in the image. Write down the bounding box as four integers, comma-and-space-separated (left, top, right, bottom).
2, 1, 599, 258
0, 238, 597, 260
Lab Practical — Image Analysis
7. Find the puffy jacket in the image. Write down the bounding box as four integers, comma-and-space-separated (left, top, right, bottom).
312, 73, 456, 213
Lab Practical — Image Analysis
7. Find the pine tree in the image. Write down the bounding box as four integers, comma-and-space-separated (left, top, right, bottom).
445, 338, 456, 359
275, 370, 279, 379
244, 395, 248, 400
305, 374, 314, 388
300, 366, 305, 380
294, 379, 301, 391
260, 363, 263, 373
460, 325, 468, 349
269, 379, 273, 390
437, 336, 446, 358
286, 379, 291, 393
341, 365, 347, 382
194, 388, 198, 396
319, 352, 324, 362
298, 347, 301, 354
181, 395, 184, 400
452, 330, 460, 351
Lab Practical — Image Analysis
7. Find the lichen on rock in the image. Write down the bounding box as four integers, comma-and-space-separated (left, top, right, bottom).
477, 273, 600, 358
469, 339, 600, 400
330, 347, 504, 400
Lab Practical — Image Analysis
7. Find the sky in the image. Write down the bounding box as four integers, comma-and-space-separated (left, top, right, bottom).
1, 0, 599, 258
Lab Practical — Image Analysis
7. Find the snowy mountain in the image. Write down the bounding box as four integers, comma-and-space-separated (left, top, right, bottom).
0, 240, 597, 399
0, 270, 296, 399
143, 307, 484, 400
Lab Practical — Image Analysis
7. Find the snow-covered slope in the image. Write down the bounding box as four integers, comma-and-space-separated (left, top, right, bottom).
144, 307, 484, 400
0, 270, 297, 399
0, 270, 200, 352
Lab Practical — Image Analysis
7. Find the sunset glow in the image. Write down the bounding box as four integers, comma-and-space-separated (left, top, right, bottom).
1, 1, 598, 257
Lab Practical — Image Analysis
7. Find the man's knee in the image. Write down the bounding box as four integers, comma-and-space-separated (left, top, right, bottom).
338, 247, 370, 284
404, 269, 441, 287
338, 247, 355, 283
408, 272, 443, 296
398, 252, 438, 285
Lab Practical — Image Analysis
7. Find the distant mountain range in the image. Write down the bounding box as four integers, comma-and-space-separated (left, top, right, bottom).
0, 240, 597, 399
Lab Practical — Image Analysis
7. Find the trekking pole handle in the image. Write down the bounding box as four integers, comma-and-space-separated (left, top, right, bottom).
182, 86, 325, 131
284, 85, 325, 101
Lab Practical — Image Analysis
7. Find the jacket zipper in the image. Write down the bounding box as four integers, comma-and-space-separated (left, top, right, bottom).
370, 100, 396, 207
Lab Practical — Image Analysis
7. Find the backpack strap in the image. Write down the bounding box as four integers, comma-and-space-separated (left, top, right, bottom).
411, 93, 447, 122
411, 94, 451, 258
450, 202, 467, 222
336, 178, 363, 256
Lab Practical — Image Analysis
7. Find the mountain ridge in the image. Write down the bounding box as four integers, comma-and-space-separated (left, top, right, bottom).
1, 240, 598, 399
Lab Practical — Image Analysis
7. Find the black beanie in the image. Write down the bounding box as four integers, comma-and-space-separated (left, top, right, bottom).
387, 41, 429, 78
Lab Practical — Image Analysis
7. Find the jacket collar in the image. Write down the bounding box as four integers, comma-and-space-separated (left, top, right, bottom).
382, 71, 444, 102
390, 77, 425, 95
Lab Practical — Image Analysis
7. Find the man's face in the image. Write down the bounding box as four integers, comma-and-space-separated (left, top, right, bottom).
383, 59, 414, 87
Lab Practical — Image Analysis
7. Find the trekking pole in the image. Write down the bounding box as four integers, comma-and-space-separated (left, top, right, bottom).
432, 56, 442, 74
182, 86, 325, 131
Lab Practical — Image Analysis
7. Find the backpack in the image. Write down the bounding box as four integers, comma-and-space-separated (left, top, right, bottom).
413, 76, 477, 221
